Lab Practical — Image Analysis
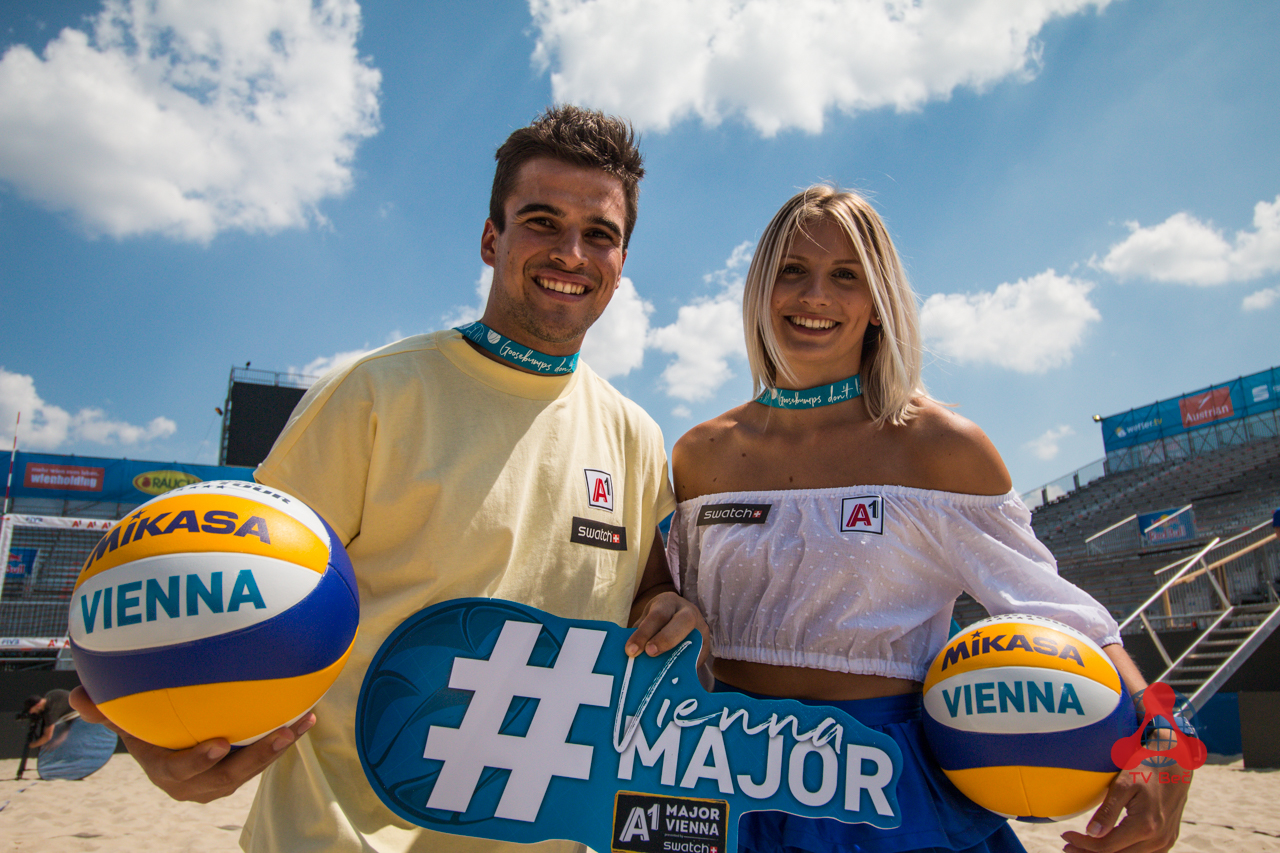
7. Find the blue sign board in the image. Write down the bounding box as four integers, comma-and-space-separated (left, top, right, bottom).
5, 546, 39, 577
357, 599, 902, 853
1100, 366, 1280, 454
1137, 508, 1197, 547
6, 451, 253, 505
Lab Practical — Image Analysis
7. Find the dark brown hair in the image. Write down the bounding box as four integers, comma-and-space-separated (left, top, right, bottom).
490, 104, 644, 249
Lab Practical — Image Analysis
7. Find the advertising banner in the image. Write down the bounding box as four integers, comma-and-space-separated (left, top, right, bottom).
6, 452, 254, 505
1100, 366, 1280, 454
5, 546, 39, 577
1137, 508, 1197, 548
358, 599, 902, 853
0, 636, 69, 651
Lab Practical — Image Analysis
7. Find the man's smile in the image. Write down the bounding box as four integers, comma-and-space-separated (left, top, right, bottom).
535, 275, 589, 295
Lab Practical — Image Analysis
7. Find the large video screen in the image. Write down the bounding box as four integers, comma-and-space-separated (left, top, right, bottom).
223, 382, 308, 468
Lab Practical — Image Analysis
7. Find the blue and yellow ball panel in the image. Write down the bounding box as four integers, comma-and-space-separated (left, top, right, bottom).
922, 615, 1137, 821
69, 481, 359, 749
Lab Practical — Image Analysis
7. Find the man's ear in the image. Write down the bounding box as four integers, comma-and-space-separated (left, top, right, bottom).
481, 219, 498, 267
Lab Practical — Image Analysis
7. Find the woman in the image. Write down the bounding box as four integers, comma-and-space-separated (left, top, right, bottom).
666, 186, 1190, 853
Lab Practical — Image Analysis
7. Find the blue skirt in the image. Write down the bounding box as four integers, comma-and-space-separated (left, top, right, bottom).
714, 684, 1025, 853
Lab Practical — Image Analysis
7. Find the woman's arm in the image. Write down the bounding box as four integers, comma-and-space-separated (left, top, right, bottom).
1056, 646, 1191, 853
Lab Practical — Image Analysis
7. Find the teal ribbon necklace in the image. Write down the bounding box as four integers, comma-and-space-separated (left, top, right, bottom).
455, 321, 578, 376
755, 374, 863, 409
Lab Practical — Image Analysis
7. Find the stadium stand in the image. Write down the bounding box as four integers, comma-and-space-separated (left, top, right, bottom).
955, 434, 1280, 628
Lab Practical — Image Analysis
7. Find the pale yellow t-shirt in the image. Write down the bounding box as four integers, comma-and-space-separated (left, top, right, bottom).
242, 330, 676, 853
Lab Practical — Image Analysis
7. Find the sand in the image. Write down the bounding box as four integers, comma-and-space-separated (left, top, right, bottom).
1009, 756, 1280, 853
1, 754, 1276, 852
0, 755, 258, 852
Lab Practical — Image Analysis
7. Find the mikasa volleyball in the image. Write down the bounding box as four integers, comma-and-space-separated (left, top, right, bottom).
69, 480, 359, 749
922, 614, 1138, 821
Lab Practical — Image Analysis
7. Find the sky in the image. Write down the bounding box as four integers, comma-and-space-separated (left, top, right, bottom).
1, 0, 1277, 495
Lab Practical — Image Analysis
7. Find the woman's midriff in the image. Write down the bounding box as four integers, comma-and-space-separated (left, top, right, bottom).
714, 659, 922, 701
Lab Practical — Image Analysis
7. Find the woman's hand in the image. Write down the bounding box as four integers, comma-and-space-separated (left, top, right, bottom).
1061, 757, 1190, 853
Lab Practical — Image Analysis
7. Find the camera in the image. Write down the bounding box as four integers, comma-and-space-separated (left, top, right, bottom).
16, 705, 46, 744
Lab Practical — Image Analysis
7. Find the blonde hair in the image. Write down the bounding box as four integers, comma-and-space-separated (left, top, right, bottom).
743, 185, 927, 427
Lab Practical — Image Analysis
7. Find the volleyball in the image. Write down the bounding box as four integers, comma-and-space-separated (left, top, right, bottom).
69, 480, 359, 750
921, 614, 1137, 821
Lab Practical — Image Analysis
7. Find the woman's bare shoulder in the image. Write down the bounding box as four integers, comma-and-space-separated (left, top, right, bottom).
672, 404, 756, 502
897, 400, 1012, 496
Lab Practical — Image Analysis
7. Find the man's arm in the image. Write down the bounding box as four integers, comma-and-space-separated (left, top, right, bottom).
624, 529, 712, 684
28, 698, 53, 748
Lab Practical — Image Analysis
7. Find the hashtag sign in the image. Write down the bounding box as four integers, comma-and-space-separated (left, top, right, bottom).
422, 620, 614, 821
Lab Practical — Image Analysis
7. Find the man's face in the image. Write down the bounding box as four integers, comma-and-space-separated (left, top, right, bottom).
480, 157, 628, 357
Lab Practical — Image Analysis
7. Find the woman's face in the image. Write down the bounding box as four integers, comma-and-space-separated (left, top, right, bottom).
769, 216, 879, 385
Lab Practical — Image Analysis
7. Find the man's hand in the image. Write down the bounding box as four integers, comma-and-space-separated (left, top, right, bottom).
70, 685, 314, 803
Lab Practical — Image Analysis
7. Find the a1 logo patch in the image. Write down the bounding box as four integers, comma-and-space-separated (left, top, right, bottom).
585, 469, 614, 512
840, 495, 884, 535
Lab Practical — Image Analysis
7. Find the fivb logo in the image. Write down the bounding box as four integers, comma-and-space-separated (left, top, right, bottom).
840, 496, 884, 535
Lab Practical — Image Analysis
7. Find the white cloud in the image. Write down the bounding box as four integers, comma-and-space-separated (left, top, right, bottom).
440, 267, 494, 330
581, 277, 654, 378
1243, 285, 1280, 312
529, 0, 1108, 135
1095, 196, 1280, 285
647, 241, 753, 400
0, 0, 381, 242
920, 269, 1100, 373
288, 330, 408, 381
1025, 424, 1074, 461
289, 347, 372, 382
0, 367, 176, 451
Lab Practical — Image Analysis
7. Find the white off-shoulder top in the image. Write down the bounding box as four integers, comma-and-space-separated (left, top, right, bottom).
666, 486, 1121, 683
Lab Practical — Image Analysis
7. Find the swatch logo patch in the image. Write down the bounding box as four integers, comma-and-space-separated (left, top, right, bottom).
696, 503, 771, 526
840, 496, 884, 535
572, 517, 627, 551
585, 469, 614, 512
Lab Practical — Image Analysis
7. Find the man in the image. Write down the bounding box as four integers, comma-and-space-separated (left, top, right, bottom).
72, 105, 706, 852
22, 689, 73, 749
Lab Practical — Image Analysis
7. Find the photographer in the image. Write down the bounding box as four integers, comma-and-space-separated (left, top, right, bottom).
21, 688, 74, 749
